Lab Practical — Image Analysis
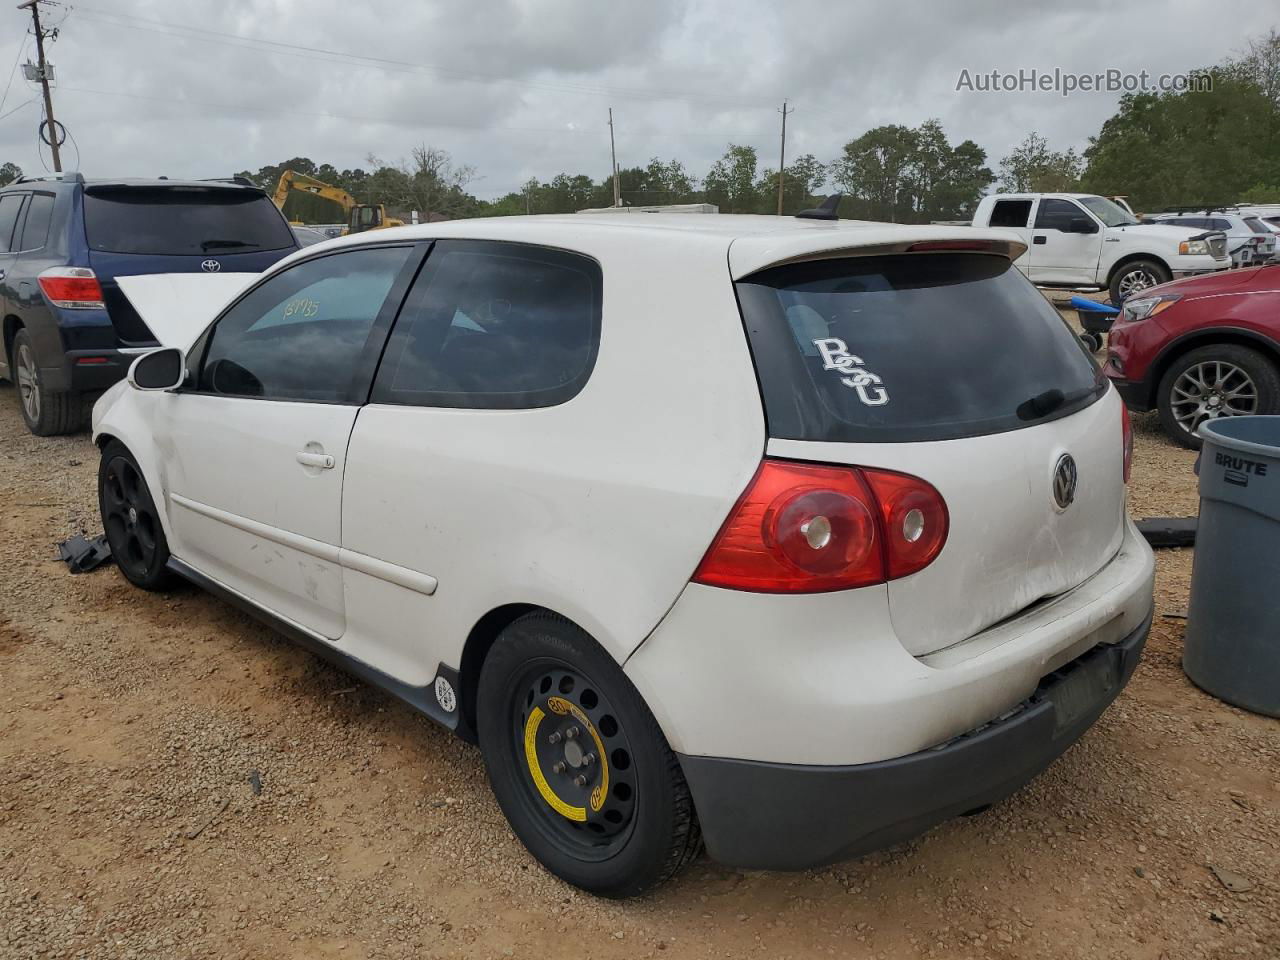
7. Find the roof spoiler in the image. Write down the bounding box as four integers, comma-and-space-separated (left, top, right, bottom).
795, 193, 843, 221
16, 171, 84, 184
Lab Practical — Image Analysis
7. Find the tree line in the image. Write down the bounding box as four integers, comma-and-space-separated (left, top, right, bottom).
4, 30, 1278, 220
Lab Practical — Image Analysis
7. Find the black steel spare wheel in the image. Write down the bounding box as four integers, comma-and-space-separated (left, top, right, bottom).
97, 441, 173, 590
515, 662, 637, 854
477, 612, 700, 897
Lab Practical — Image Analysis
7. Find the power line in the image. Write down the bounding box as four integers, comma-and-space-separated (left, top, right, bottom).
55, 84, 765, 140
69, 5, 777, 110
0, 33, 29, 117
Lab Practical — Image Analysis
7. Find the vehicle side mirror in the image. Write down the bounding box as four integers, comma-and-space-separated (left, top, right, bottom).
1067, 216, 1097, 234
127, 347, 186, 391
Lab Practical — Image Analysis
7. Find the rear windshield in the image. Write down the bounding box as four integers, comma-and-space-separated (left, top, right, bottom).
1245, 217, 1270, 234
735, 253, 1106, 443
84, 187, 295, 256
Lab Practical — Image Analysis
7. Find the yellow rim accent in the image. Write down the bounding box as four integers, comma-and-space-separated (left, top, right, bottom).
523, 706, 586, 822
548, 696, 610, 813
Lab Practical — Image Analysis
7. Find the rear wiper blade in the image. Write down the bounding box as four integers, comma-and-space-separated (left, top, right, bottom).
200, 239, 254, 251
1017, 386, 1098, 421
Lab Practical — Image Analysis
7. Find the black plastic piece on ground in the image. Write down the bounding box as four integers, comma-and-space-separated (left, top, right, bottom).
1135, 517, 1197, 548
678, 610, 1151, 871
57, 534, 113, 573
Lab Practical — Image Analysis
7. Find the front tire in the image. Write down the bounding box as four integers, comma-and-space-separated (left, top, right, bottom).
12, 329, 83, 436
1156, 344, 1280, 449
477, 612, 700, 897
98, 441, 174, 590
1109, 259, 1171, 304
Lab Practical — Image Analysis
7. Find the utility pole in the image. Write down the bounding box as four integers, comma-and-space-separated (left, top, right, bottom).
608, 107, 620, 208
776, 100, 793, 216
18, 0, 61, 173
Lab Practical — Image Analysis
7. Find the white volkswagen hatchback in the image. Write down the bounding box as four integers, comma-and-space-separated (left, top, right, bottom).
93, 211, 1155, 897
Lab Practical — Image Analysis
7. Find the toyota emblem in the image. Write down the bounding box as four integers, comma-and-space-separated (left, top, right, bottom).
1053, 453, 1078, 509
201, 259, 221, 273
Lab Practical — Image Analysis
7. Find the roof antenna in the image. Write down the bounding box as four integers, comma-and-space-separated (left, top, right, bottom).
795, 193, 842, 221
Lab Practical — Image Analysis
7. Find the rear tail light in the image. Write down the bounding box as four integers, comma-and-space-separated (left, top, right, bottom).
692, 459, 949, 593
1121, 402, 1133, 484
38, 267, 104, 309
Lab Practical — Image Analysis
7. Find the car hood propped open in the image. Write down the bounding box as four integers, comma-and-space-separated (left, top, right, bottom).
115, 273, 258, 352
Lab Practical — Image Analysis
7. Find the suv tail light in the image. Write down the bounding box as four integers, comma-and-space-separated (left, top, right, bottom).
1121, 402, 1133, 484
692, 459, 949, 593
38, 267, 105, 309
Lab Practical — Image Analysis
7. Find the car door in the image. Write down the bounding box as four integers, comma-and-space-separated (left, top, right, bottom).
1029, 198, 1103, 285
338, 239, 604, 684
986, 198, 1034, 274
0, 192, 27, 380
156, 242, 422, 638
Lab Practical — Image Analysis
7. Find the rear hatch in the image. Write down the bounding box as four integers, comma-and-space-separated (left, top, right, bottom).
83, 184, 298, 344
735, 250, 1124, 657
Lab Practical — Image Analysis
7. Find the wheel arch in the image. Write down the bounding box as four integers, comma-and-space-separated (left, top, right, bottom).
457, 602, 542, 733
1147, 327, 1280, 409
1106, 252, 1171, 289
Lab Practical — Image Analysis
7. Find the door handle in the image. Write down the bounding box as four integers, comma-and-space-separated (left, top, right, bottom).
1104, 237, 1120, 242
296, 451, 335, 470
1033, 235, 1047, 245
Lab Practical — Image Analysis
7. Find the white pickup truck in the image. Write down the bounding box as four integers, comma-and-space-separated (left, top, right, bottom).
972, 193, 1230, 303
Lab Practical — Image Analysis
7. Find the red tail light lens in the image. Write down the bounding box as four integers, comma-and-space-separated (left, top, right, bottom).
863, 468, 950, 580
693, 459, 948, 593
1121, 402, 1133, 484
38, 267, 104, 309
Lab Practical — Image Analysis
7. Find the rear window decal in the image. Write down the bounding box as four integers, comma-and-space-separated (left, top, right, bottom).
813, 337, 889, 406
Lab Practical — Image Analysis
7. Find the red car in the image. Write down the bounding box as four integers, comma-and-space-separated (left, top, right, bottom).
1105, 265, 1280, 447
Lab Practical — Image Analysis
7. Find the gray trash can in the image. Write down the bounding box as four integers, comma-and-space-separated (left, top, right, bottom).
1183, 416, 1280, 717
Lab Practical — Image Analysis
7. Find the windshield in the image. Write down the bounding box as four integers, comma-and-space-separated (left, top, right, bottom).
1078, 196, 1140, 227
84, 187, 296, 256
735, 253, 1105, 443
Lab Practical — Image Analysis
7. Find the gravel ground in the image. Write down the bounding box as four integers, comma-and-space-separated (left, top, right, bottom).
0, 353, 1277, 959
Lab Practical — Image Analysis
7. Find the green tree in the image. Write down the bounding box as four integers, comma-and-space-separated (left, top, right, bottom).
997, 133, 1082, 193
832, 121, 991, 222
0, 161, 22, 187
757, 153, 827, 214
703, 144, 763, 213
1081, 76, 1279, 210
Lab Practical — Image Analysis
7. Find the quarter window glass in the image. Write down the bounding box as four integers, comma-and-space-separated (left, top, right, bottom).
18, 193, 54, 250
989, 200, 1032, 228
373, 240, 602, 409
1033, 199, 1084, 231
0, 194, 24, 252
200, 246, 412, 402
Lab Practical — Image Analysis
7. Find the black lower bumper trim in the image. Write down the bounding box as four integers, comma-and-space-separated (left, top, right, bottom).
1109, 377, 1152, 412
679, 609, 1151, 871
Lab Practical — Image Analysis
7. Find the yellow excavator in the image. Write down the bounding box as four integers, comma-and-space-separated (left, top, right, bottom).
272, 170, 404, 235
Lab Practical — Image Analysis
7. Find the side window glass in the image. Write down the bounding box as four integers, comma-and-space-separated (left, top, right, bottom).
0, 194, 25, 253
373, 240, 602, 409
18, 193, 54, 251
199, 245, 413, 402
1033, 199, 1082, 231
989, 200, 1032, 229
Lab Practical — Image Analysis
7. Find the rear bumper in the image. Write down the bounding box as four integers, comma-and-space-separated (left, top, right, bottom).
1108, 376, 1152, 412
679, 611, 1150, 870
43, 348, 145, 393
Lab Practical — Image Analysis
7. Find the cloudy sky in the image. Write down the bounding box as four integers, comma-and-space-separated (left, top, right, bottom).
0, 0, 1274, 199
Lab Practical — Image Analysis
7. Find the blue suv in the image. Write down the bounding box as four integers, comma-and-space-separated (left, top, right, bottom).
0, 173, 300, 435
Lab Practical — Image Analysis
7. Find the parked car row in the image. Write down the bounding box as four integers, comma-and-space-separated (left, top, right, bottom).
970, 192, 1230, 304
1145, 208, 1277, 268
0, 173, 301, 435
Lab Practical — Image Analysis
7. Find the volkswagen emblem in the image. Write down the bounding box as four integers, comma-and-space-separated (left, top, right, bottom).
1053, 453, 1078, 509
200, 259, 221, 273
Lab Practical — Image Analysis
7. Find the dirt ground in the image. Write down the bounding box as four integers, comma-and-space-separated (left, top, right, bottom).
1, 363, 1277, 959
